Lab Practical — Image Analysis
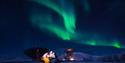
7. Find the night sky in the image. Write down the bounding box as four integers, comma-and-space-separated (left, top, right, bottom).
0, 0, 125, 58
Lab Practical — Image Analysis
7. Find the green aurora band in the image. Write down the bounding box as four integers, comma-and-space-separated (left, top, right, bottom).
31, 0, 76, 34
30, 12, 73, 40
30, 0, 76, 40
29, 0, 125, 48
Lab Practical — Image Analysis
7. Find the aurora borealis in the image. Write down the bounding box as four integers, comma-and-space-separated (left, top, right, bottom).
28, 0, 125, 48
30, 0, 76, 40
1, 0, 125, 60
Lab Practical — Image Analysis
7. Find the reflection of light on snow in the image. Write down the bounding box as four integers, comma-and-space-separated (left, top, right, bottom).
62, 58, 65, 61
70, 57, 75, 61
58, 52, 93, 61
